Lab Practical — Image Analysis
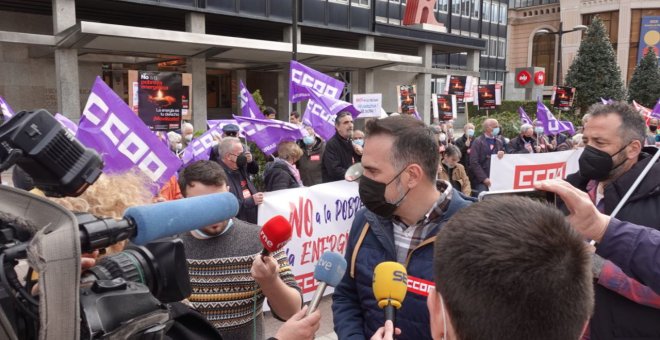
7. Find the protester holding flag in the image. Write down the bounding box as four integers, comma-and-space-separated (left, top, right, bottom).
263, 141, 304, 192
321, 111, 361, 183
217, 137, 263, 224
468, 118, 506, 194
296, 126, 325, 186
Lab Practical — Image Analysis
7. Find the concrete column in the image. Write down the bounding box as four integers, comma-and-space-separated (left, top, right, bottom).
53, 0, 80, 118
617, 3, 632, 83
466, 50, 480, 72
186, 12, 207, 130
416, 44, 432, 124
357, 36, 375, 95
278, 69, 291, 120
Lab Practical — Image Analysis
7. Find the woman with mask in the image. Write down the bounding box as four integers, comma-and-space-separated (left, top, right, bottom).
296, 126, 326, 186
437, 145, 472, 196
264, 141, 304, 192
646, 118, 658, 146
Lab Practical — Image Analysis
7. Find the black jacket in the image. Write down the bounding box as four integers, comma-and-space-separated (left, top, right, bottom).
321, 133, 360, 183
508, 135, 536, 154
564, 147, 660, 340
296, 137, 325, 186
453, 134, 472, 167
263, 160, 301, 192
218, 161, 259, 224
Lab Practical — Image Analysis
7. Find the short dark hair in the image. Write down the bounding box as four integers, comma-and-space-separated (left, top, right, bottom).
291, 111, 300, 119
365, 116, 438, 180
263, 106, 277, 116
444, 144, 461, 159
335, 111, 352, 126
178, 160, 228, 197
434, 196, 593, 340
587, 102, 646, 145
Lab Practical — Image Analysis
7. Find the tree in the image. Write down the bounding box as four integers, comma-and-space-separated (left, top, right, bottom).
565, 17, 626, 112
628, 48, 660, 108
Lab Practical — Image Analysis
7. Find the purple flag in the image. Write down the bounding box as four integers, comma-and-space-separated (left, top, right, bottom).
180, 124, 225, 167
650, 99, 660, 120
600, 98, 614, 105
289, 61, 345, 103
518, 107, 533, 125
535, 98, 575, 136
0, 96, 15, 121
302, 91, 361, 141
412, 109, 422, 121
240, 81, 266, 119
78, 77, 182, 190
54, 113, 78, 135
233, 115, 304, 156
207, 119, 246, 138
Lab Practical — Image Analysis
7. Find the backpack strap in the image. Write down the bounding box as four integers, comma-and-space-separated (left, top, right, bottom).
350, 222, 370, 279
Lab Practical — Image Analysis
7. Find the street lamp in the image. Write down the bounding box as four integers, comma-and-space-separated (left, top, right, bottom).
535, 23, 588, 86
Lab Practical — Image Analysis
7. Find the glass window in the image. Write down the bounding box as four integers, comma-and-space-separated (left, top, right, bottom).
499, 3, 507, 24
471, 0, 480, 18
461, 0, 470, 16
496, 72, 504, 82
531, 33, 556, 85
491, 2, 498, 23
483, 0, 490, 21
498, 38, 506, 58
490, 37, 497, 57
437, 0, 448, 12
452, 0, 460, 15
483, 35, 490, 55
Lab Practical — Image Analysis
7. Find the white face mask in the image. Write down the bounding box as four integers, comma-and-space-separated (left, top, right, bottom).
439, 133, 447, 142
184, 134, 192, 142
175, 143, 183, 151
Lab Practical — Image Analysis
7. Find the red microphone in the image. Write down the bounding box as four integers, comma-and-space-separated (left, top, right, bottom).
260, 215, 293, 256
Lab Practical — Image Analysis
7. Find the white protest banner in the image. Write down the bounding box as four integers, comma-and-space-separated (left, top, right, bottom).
489, 149, 583, 191
258, 181, 361, 302
354, 93, 382, 118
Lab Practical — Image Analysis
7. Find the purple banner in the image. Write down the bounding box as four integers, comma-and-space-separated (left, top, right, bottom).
518, 107, 533, 125
302, 91, 361, 141
208, 119, 246, 138
600, 98, 614, 105
535, 98, 575, 136
78, 77, 182, 189
240, 81, 265, 119
181, 124, 224, 167
0, 96, 15, 121
234, 115, 304, 156
289, 61, 345, 103
649, 99, 660, 119
54, 113, 78, 135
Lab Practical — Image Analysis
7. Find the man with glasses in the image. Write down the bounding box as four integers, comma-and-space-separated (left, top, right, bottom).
332, 116, 472, 339
468, 118, 506, 195
217, 137, 264, 224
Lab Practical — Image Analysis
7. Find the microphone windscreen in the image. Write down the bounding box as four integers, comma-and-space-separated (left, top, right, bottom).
313, 251, 347, 287
125, 192, 239, 245
260, 215, 292, 253
373, 261, 408, 309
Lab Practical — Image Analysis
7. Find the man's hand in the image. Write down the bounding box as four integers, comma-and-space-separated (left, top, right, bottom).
370, 320, 401, 340
534, 179, 610, 242
251, 255, 279, 287
253, 192, 264, 205
525, 144, 533, 153
497, 150, 505, 159
274, 306, 321, 340
353, 143, 363, 156
484, 178, 492, 187
534, 145, 541, 153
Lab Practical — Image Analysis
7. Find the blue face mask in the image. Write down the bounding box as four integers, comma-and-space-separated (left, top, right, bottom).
534, 127, 544, 134
467, 129, 475, 137
492, 127, 501, 136
353, 139, 364, 147
303, 135, 315, 145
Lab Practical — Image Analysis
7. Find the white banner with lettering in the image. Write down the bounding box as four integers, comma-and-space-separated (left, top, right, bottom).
489, 149, 584, 190
258, 181, 361, 302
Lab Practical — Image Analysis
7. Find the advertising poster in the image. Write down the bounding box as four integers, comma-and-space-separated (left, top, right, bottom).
138, 71, 183, 131
396, 85, 417, 115
551, 86, 576, 110
638, 16, 660, 66
445, 75, 474, 113
477, 85, 496, 109
432, 94, 457, 121
181, 85, 189, 119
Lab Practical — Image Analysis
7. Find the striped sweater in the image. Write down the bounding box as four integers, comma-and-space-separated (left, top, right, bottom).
180, 218, 300, 340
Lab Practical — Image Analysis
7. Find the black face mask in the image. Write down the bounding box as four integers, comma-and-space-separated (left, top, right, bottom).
650, 125, 658, 132
236, 154, 248, 168
578, 144, 628, 181
358, 167, 409, 219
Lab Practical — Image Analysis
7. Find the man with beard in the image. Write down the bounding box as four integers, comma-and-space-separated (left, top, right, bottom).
564, 101, 660, 339
321, 111, 361, 182
332, 116, 472, 339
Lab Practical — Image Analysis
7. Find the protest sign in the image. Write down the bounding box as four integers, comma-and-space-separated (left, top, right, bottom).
353, 93, 382, 118
258, 180, 361, 301
489, 149, 583, 191
551, 86, 576, 111
78, 77, 182, 189
138, 71, 183, 131
432, 94, 457, 121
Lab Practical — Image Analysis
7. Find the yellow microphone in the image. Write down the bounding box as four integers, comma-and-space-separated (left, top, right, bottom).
373, 262, 408, 325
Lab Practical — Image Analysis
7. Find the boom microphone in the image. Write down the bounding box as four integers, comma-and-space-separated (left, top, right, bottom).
373, 262, 408, 325
78, 192, 239, 252
259, 215, 292, 256
306, 251, 347, 316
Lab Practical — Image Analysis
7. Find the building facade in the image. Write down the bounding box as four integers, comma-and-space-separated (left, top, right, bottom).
0, 0, 507, 126
506, 0, 660, 100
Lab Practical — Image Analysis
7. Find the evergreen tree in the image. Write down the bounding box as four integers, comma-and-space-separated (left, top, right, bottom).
628, 48, 660, 108
565, 17, 626, 112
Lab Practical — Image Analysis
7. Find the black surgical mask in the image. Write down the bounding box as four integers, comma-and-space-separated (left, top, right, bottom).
236, 154, 248, 168
650, 125, 658, 132
358, 167, 410, 218
578, 144, 628, 181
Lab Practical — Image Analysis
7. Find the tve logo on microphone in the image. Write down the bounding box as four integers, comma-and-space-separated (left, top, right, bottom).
513, 162, 566, 189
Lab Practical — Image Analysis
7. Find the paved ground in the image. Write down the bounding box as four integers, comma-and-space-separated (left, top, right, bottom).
264, 295, 337, 339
